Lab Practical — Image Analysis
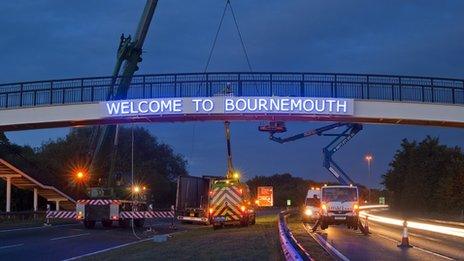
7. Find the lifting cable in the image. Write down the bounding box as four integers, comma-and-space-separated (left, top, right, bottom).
199, 0, 257, 94
190, 0, 259, 165
130, 123, 142, 239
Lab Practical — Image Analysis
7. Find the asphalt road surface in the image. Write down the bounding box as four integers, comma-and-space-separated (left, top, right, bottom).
309, 221, 463, 260
0, 221, 179, 261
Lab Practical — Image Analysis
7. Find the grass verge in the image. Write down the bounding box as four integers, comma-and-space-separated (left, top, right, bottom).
83, 214, 283, 261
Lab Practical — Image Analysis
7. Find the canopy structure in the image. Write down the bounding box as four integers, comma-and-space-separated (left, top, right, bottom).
0, 158, 75, 211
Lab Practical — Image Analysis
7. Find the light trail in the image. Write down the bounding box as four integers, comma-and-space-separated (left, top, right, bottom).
359, 210, 464, 238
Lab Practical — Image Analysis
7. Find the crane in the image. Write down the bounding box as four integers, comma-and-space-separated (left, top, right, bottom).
224, 121, 236, 179
260, 122, 363, 185
89, 0, 159, 191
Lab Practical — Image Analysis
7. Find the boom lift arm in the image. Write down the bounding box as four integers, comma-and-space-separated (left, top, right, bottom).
266, 123, 363, 185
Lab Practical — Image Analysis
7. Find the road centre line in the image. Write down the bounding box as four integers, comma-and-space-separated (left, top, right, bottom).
0, 243, 24, 250
63, 238, 151, 261
50, 233, 90, 241
0, 223, 76, 233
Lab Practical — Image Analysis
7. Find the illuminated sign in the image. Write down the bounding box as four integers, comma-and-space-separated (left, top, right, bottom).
257, 186, 274, 207
102, 96, 354, 116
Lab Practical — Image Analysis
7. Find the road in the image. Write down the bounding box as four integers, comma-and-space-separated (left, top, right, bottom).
307, 220, 463, 260
0, 221, 178, 261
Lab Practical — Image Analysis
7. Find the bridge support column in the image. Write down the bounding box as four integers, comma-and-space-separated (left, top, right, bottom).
6, 177, 11, 212
55, 200, 60, 211
33, 188, 38, 212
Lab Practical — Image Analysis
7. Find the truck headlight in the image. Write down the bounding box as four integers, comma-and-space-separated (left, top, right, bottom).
304, 208, 313, 216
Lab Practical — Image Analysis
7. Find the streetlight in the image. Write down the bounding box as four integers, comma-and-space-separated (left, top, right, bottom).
365, 154, 373, 203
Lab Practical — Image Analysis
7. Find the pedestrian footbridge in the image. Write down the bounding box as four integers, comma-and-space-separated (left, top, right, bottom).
0, 72, 463, 130
0, 159, 75, 212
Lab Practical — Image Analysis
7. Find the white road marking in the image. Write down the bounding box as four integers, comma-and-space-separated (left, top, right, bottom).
373, 233, 398, 243
409, 232, 441, 243
63, 238, 152, 261
303, 224, 350, 261
0, 223, 76, 233
50, 233, 90, 241
412, 245, 455, 260
0, 243, 24, 250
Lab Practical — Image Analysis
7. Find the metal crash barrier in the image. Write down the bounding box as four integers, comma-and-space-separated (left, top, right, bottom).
278, 210, 313, 261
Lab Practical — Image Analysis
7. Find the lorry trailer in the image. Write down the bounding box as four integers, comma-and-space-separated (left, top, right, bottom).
175, 175, 220, 224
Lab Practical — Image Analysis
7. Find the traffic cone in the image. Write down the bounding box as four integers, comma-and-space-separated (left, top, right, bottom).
364, 216, 370, 234
397, 220, 412, 248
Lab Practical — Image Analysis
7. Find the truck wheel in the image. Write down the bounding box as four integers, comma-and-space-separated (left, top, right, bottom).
84, 220, 96, 229
134, 219, 144, 228
250, 216, 256, 225
102, 220, 113, 228
240, 217, 249, 227
119, 219, 129, 228
320, 221, 328, 230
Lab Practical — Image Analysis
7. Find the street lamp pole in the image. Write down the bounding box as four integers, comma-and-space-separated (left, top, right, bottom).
365, 155, 373, 203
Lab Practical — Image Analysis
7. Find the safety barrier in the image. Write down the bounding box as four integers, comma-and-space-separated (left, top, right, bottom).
1, 72, 463, 109
120, 210, 174, 219
45, 210, 175, 220
45, 211, 77, 219
278, 210, 313, 261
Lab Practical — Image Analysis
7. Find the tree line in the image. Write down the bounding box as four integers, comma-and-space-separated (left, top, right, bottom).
247, 173, 322, 207
382, 136, 464, 215
0, 127, 188, 211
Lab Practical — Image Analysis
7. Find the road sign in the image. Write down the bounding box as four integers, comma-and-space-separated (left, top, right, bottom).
379, 197, 385, 205
257, 186, 273, 207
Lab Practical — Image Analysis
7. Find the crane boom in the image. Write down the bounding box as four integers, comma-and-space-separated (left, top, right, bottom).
224, 121, 235, 179
267, 123, 362, 185
89, 0, 158, 187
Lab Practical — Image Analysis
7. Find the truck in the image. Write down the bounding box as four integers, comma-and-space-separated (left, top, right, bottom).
76, 187, 153, 226
319, 185, 360, 230
74, 0, 160, 230
302, 187, 321, 222
76, 187, 149, 229
175, 175, 219, 224
209, 178, 256, 229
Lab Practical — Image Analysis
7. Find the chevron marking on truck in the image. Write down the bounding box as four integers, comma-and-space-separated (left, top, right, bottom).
211, 186, 242, 221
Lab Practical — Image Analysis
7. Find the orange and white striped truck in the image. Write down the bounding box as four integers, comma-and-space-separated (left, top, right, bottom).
209, 178, 256, 229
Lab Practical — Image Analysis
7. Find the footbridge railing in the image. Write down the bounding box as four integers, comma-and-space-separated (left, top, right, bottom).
0, 72, 463, 109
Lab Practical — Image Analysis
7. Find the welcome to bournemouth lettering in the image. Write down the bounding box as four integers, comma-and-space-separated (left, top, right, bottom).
102, 97, 354, 116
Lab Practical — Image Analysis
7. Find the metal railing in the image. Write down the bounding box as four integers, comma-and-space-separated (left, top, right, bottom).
0, 72, 463, 109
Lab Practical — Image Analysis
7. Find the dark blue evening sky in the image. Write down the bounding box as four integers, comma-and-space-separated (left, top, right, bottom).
1, 1, 464, 188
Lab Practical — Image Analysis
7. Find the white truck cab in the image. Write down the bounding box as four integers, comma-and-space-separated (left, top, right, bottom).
302, 188, 321, 222
320, 185, 360, 230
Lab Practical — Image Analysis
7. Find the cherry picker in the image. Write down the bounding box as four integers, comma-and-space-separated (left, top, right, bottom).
259, 121, 369, 234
